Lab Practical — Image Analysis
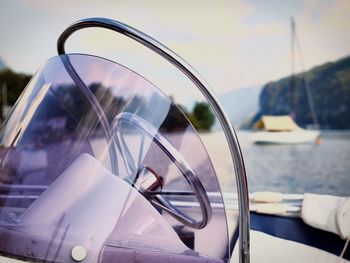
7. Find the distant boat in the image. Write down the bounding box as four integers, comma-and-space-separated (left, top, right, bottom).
252, 115, 320, 144
253, 18, 320, 145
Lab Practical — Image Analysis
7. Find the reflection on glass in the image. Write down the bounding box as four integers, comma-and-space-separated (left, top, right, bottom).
0, 54, 229, 262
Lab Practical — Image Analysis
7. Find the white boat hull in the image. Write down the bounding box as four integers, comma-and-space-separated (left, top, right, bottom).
252, 130, 320, 144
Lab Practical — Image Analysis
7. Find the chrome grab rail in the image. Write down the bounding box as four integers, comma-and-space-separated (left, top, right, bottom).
57, 17, 250, 263
0, 187, 302, 216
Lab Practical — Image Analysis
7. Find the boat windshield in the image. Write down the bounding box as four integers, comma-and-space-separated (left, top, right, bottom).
0, 54, 229, 262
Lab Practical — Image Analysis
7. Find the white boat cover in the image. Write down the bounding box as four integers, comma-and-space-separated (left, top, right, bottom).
253, 115, 301, 132
302, 193, 350, 239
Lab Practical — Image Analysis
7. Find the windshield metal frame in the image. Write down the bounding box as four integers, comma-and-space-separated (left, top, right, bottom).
57, 17, 250, 263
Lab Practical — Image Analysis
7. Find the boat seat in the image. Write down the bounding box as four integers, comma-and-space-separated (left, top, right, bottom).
231, 213, 350, 262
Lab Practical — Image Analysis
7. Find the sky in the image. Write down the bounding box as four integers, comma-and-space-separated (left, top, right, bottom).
0, 0, 349, 103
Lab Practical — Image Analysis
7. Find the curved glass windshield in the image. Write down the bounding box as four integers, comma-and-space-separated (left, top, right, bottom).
0, 54, 228, 262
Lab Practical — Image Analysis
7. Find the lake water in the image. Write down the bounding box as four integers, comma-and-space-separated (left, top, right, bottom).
200, 130, 350, 196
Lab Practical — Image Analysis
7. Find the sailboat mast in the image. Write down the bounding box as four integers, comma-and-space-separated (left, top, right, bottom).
292, 18, 320, 129
290, 17, 296, 120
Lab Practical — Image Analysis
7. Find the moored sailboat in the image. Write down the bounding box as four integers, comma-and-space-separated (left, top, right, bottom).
253, 17, 320, 145
252, 115, 319, 144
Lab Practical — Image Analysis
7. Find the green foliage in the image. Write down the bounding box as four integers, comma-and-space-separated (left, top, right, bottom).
190, 102, 215, 131
0, 67, 217, 131
0, 69, 31, 105
161, 101, 215, 132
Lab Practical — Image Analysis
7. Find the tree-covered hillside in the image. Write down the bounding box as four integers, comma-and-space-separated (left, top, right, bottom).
0, 69, 32, 105
257, 55, 350, 129
0, 68, 215, 131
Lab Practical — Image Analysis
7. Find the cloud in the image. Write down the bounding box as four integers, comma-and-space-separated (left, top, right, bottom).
1, 0, 349, 102
295, 0, 350, 69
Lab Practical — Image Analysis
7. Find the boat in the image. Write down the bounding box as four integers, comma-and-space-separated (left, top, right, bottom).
0, 17, 249, 263
252, 115, 320, 144
0, 17, 348, 263
252, 18, 320, 145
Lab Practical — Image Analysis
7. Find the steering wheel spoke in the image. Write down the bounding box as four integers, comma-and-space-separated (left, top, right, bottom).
137, 133, 146, 168
115, 131, 136, 176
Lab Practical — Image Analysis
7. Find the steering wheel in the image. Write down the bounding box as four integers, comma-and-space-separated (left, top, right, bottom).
111, 112, 212, 229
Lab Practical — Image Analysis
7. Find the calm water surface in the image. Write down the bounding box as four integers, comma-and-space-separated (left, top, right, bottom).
201, 131, 350, 196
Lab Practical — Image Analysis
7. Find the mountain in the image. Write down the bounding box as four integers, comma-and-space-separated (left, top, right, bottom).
255, 55, 350, 129
219, 86, 262, 129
